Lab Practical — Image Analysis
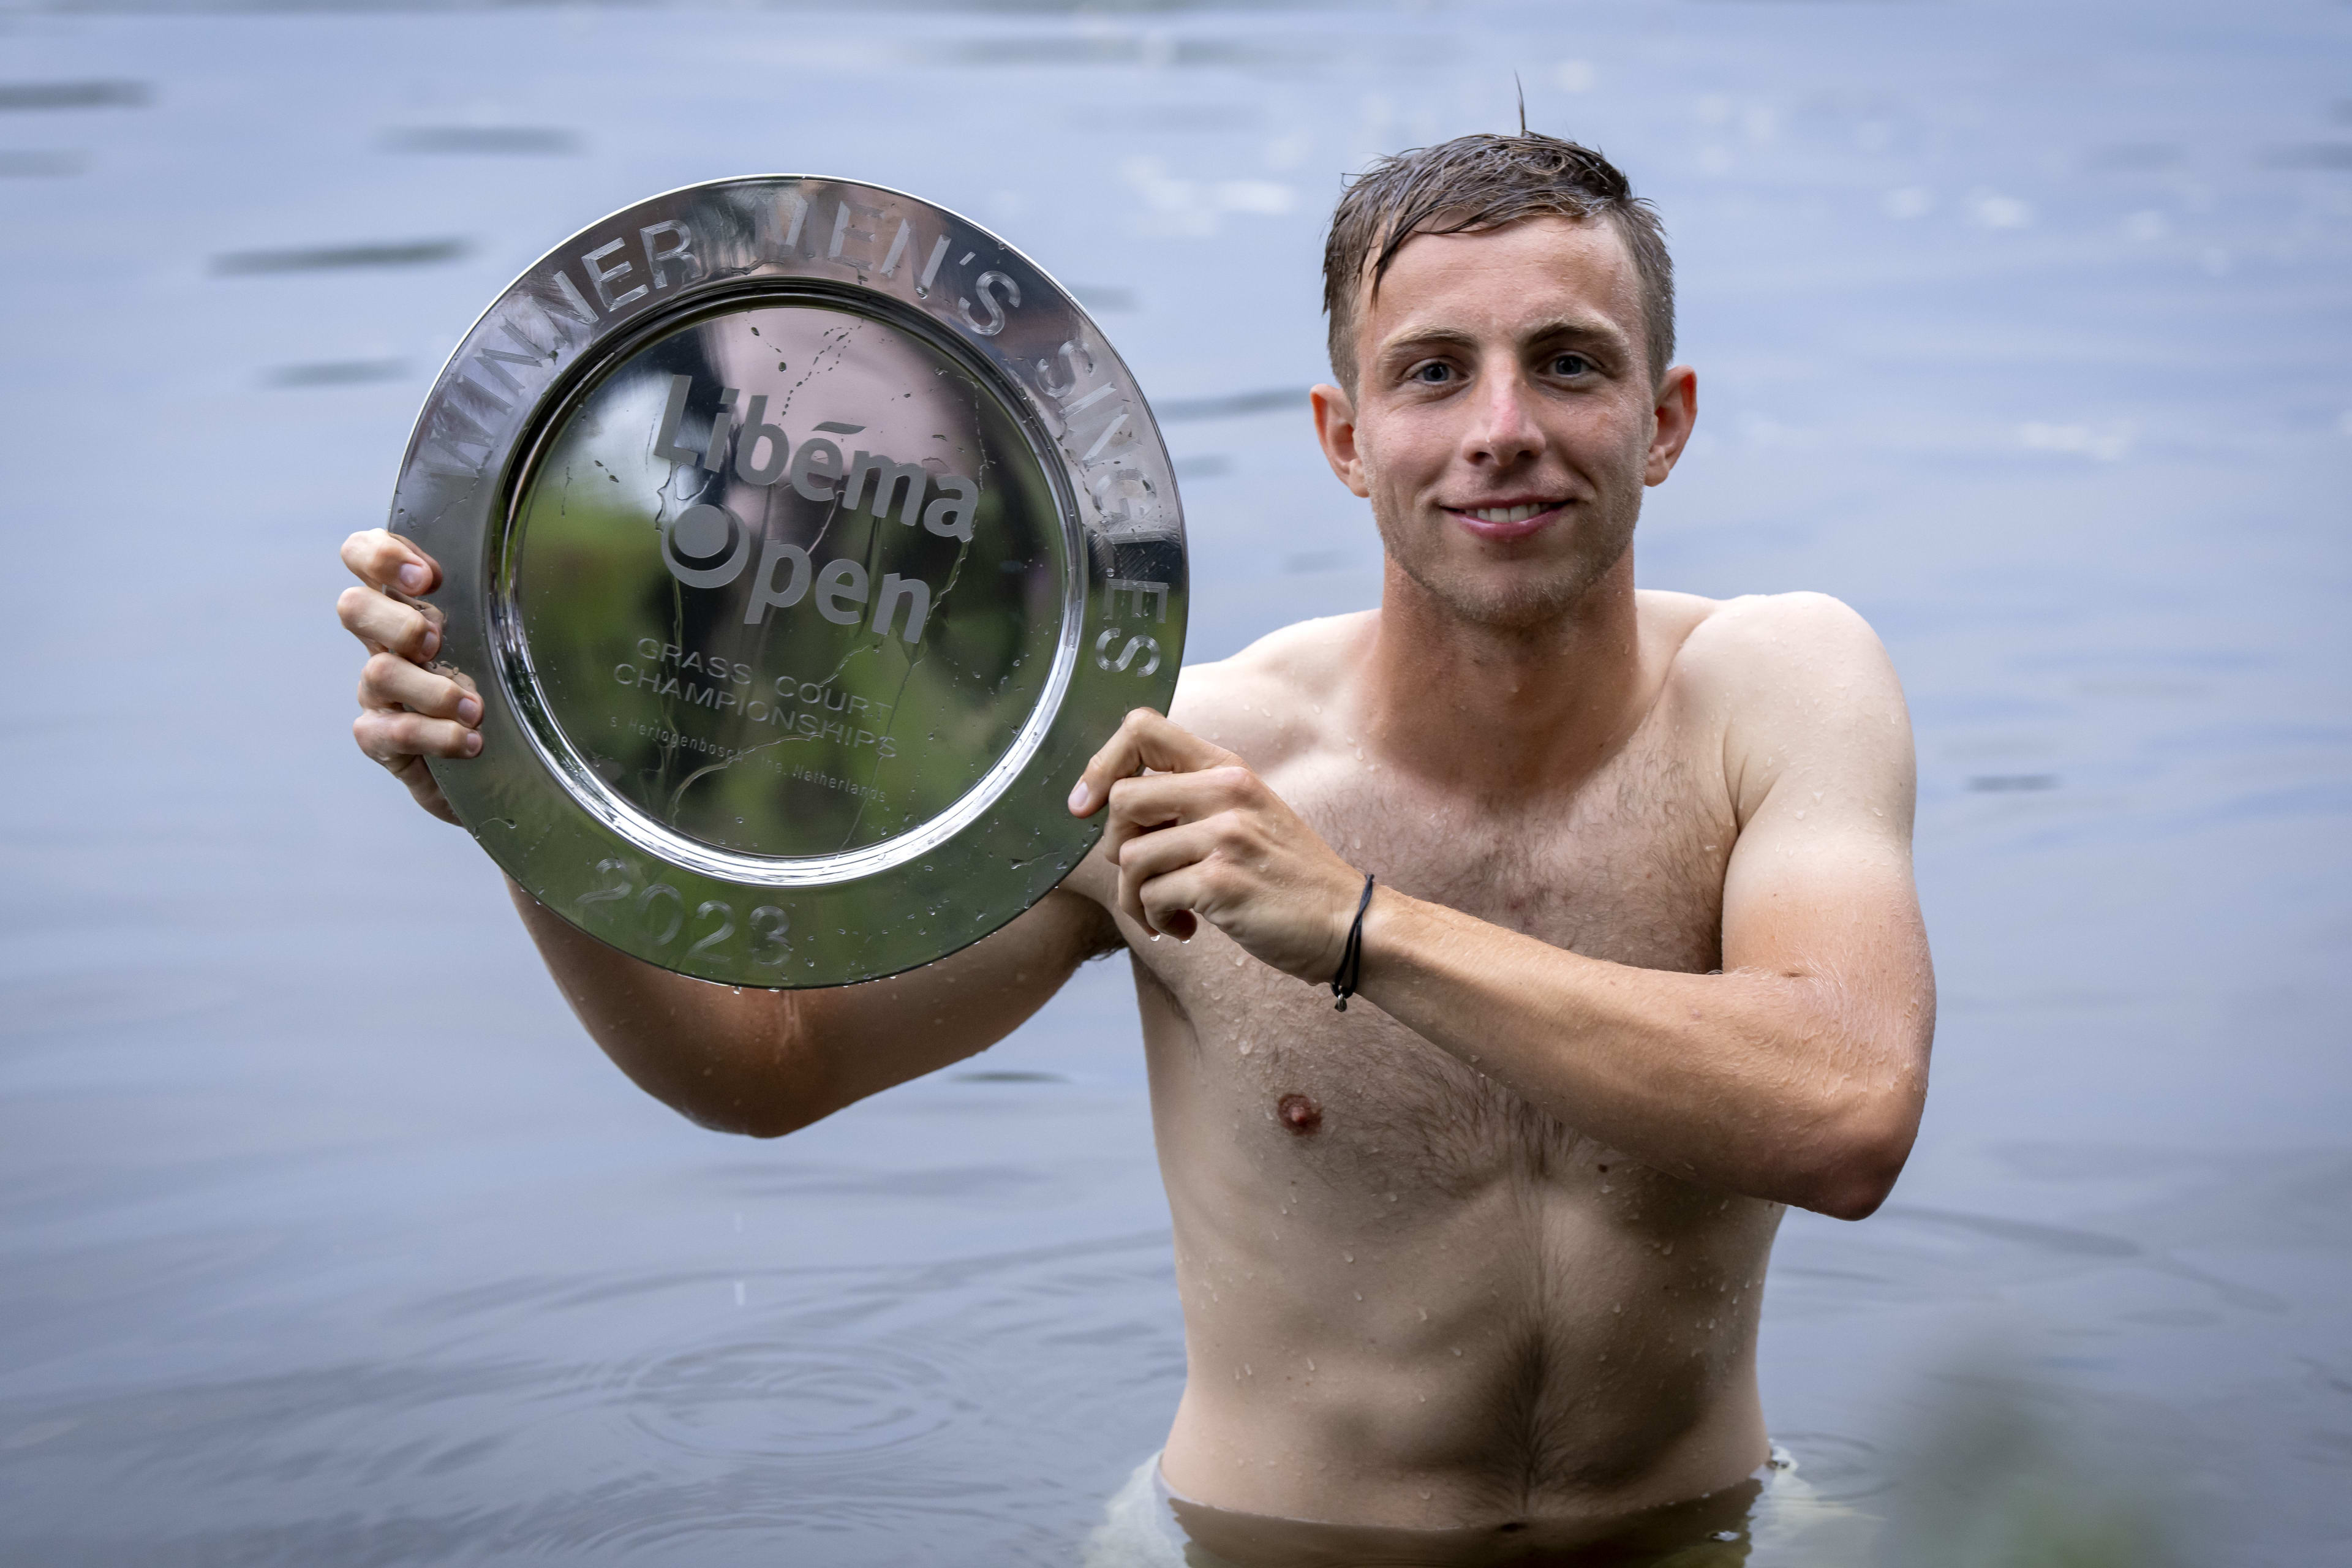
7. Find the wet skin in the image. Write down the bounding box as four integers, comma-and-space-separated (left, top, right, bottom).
338, 214, 1934, 1531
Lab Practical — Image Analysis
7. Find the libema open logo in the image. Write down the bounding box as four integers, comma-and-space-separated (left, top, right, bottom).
651, 375, 979, 646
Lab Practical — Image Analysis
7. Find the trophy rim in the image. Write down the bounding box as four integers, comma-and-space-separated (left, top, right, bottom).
390, 174, 1186, 988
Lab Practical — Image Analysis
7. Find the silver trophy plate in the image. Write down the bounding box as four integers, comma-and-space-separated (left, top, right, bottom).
391, 177, 1186, 987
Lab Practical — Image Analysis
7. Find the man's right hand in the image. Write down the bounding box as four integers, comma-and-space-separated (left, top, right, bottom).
337, 528, 481, 824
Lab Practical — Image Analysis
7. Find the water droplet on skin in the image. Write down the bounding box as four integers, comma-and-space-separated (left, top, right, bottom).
1451, 1347, 1463, 1357
1417, 1306, 1428, 1321
1342, 1253, 1354, 1263
1305, 1358, 1314, 1372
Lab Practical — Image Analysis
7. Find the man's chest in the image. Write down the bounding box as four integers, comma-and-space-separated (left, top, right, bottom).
1181, 722, 1736, 982
1123, 725, 1740, 1188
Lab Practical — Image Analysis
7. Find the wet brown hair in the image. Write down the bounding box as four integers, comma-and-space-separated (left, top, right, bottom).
1322, 132, 1675, 392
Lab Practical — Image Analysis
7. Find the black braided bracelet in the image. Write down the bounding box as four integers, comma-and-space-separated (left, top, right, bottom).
1330, 872, 1376, 1012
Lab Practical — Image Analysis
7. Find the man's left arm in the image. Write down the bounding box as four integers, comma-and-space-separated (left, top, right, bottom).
1354, 596, 1931, 1218
1074, 596, 1934, 1220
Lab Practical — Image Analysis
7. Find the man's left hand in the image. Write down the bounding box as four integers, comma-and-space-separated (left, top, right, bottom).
1069, 709, 1364, 982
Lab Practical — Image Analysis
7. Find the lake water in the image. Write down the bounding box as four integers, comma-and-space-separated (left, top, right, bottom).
2, 0, 2348, 1561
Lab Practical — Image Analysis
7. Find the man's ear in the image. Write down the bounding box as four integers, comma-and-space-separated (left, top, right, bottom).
1311, 383, 1370, 499
1643, 366, 1698, 488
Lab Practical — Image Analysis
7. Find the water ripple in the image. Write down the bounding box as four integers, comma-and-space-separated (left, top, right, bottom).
622, 1335, 970, 1460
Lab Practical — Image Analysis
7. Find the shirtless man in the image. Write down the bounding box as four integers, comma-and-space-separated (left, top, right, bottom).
339, 134, 1932, 1550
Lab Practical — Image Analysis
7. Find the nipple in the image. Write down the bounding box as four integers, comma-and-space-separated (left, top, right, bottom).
1277, 1093, 1323, 1136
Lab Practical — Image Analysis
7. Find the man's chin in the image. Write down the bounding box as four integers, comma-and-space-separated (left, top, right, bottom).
1381, 543, 1613, 630
1403, 569, 1594, 633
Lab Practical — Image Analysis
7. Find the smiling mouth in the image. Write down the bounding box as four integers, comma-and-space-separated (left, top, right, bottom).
1454, 502, 1558, 525
1442, 499, 1570, 538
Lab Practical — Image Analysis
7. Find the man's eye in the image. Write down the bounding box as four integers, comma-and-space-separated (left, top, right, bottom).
1411, 362, 1453, 384
1552, 353, 1593, 376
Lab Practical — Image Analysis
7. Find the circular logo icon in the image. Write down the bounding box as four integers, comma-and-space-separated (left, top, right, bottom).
658, 502, 753, 587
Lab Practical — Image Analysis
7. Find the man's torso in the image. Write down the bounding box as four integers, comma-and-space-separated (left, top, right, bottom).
1060, 591, 1790, 1527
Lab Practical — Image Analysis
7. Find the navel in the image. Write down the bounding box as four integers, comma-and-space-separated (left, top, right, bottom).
1276, 1093, 1323, 1136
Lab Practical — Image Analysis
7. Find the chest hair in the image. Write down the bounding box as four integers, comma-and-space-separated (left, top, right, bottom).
1139, 727, 1735, 1199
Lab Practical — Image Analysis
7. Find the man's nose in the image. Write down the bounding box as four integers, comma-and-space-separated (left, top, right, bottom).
1463, 365, 1542, 466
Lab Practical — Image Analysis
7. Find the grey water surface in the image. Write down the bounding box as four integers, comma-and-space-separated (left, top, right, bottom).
2, 1, 2348, 1562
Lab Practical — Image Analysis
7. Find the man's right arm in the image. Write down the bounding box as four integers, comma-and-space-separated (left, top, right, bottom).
513, 883, 1117, 1136
339, 527, 1123, 1137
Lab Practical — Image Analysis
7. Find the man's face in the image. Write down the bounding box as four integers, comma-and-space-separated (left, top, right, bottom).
1311, 215, 1695, 632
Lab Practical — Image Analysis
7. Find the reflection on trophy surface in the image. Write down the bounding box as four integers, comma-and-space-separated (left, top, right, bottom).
516, 301, 1063, 861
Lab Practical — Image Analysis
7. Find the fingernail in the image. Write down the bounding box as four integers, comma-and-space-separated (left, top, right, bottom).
1067, 781, 1090, 813
421, 628, 440, 657
464, 731, 482, 756
458, 696, 480, 724
398, 563, 428, 592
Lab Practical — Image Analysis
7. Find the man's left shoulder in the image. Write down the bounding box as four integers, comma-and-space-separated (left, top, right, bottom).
1664, 592, 1913, 826
1664, 590, 1899, 710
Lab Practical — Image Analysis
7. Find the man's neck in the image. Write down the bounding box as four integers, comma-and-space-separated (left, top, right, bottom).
1356, 552, 1653, 800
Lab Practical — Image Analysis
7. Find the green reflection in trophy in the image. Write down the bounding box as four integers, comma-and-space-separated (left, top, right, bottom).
510, 299, 1065, 862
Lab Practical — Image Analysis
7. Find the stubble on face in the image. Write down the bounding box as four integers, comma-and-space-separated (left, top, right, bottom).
1346, 217, 1658, 638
